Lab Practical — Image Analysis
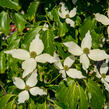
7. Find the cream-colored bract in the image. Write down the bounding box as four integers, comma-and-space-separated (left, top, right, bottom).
58, 2, 76, 27
95, 13, 109, 26
54, 53, 85, 80
95, 13, 109, 38
13, 70, 47, 104
64, 30, 109, 71
4, 34, 56, 78
95, 62, 109, 92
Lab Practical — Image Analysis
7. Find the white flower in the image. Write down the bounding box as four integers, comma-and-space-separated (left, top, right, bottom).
4, 34, 56, 78
64, 30, 109, 71
95, 13, 109, 38
54, 53, 85, 80
13, 69, 47, 104
42, 23, 49, 31
95, 62, 109, 92
58, 2, 76, 27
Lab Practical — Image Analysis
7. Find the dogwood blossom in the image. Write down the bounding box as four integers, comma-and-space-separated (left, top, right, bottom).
13, 69, 47, 104
58, 2, 76, 27
4, 34, 56, 78
95, 62, 109, 92
95, 13, 109, 38
63, 30, 109, 71
54, 53, 85, 80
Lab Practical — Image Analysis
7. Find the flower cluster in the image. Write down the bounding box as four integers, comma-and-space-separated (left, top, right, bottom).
4, 34, 56, 104
4, 2, 109, 105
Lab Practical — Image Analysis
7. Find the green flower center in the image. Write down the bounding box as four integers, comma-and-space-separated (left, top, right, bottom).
83, 48, 90, 54
30, 51, 37, 58
101, 73, 106, 78
64, 65, 69, 71
25, 85, 30, 91
66, 14, 69, 18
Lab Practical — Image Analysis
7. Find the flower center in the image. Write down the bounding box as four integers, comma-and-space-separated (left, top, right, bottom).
83, 48, 90, 54
30, 51, 37, 58
64, 65, 69, 71
101, 73, 106, 78
66, 14, 69, 18
25, 85, 30, 91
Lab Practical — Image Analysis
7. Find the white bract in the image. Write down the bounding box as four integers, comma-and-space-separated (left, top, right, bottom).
63, 30, 109, 71
58, 2, 76, 27
13, 69, 47, 104
54, 53, 85, 80
95, 13, 109, 38
4, 34, 56, 78
95, 62, 109, 92
42, 23, 49, 31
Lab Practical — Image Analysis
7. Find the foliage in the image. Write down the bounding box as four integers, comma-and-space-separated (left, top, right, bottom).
0, 0, 109, 109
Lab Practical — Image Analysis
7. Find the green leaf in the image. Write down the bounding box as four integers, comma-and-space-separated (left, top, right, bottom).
56, 79, 78, 109
58, 22, 68, 37
80, 17, 96, 40
0, 51, 6, 74
13, 13, 27, 33
0, 11, 10, 35
26, 1, 40, 21
17, 105, 23, 109
78, 85, 89, 109
41, 30, 54, 55
21, 26, 41, 50
55, 42, 69, 59
51, 9, 68, 37
7, 32, 21, 49
36, 102, 48, 109
91, 30, 102, 49
0, 94, 14, 109
51, 9, 60, 23
86, 79, 105, 109
56, 79, 89, 109
28, 99, 36, 109
0, 0, 21, 11
5, 99, 15, 109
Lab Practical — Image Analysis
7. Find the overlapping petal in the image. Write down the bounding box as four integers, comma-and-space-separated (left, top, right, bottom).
80, 54, 90, 70
35, 53, 56, 63
54, 53, 63, 70
58, 2, 69, 19
29, 87, 47, 96
29, 34, 44, 55
63, 42, 83, 56
65, 18, 75, 27
59, 70, 67, 80
94, 66, 101, 78
26, 69, 38, 87
104, 76, 109, 82
22, 58, 37, 78
95, 13, 109, 25
4, 49, 30, 60
81, 30, 92, 50
88, 49, 109, 61
64, 56, 75, 68
13, 77, 25, 89
18, 90, 29, 104
100, 63, 108, 74
69, 8, 76, 18
66, 68, 85, 79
